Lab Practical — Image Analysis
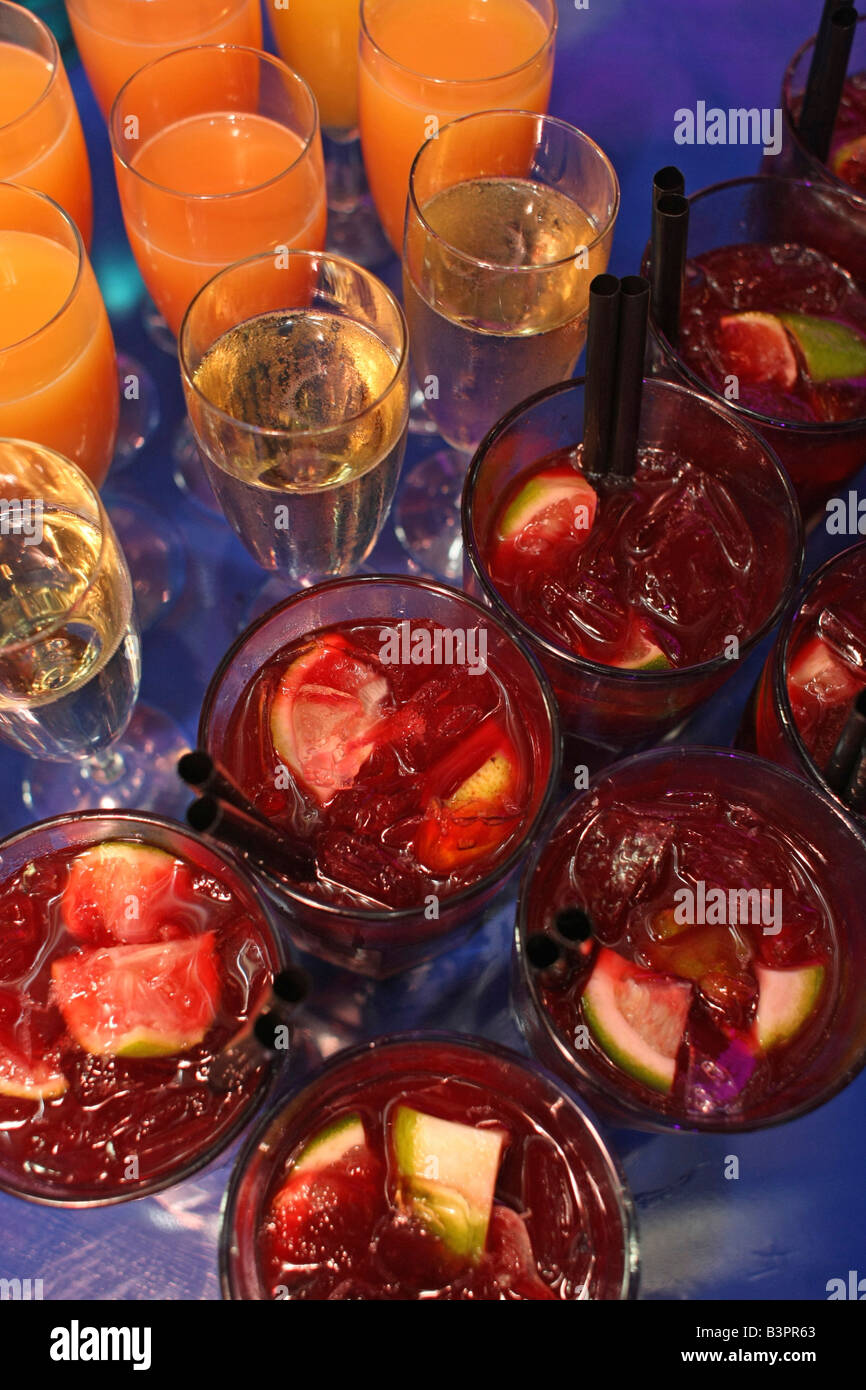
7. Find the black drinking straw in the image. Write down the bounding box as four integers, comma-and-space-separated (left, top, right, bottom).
825, 688, 866, 791
583, 274, 621, 477
554, 907, 594, 946
526, 933, 569, 985
843, 731, 866, 812
187, 795, 315, 882
178, 749, 265, 824
798, 4, 858, 161
208, 1011, 287, 1094
608, 276, 651, 481
650, 192, 689, 348
653, 165, 685, 208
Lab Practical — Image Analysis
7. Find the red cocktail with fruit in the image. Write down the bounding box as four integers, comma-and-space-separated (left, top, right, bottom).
199, 577, 559, 976
0, 811, 283, 1204
221, 1035, 638, 1300
776, 13, 866, 194
645, 176, 866, 522
463, 376, 801, 760
739, 541, 866, 817
514, 747, 866, 1132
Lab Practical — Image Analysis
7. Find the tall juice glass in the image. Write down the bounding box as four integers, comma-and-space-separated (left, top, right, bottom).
463, 377, 803, 767
0, 182, 117, 486
514, 747, 866, 1133
359, 0, 557, 253
110, 45, 327, 339
739, 540, 866, 823
64, 0, 263, 119
642, 176, 866, 523
0, 0, 91, 244
180, 250, 409, 599
221, 1035, 638, 1300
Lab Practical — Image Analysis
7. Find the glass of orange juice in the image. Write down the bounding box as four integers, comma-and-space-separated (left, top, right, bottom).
359, 0, 557, 254
0, 0, 92, 245
109, 44, 328, 341
269, 0, 390, 266
0, 181, 117, 488
64, 0, 263, 120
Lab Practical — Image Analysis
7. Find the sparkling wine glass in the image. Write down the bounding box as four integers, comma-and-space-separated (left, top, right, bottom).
109, 42, 327, 513
398, 110, 620, 579
269, 0, 390, 267
179, 249, 409, 615
0, 0, 92, 244
0, 439, 189, 816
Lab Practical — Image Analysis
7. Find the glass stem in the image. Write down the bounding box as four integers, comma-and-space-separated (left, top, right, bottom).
86, 746, 127, 786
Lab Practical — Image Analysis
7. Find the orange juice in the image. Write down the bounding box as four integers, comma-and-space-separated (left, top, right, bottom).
359, 0, 555, 251
116, 111, 327, 337
0, 40, 92, 245
0, 230, 118, 486
66, 0, 263, 119
270, 0, 360, 132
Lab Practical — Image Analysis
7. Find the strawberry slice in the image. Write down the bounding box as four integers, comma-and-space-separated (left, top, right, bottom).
718, 312, 798, 389
61, 842, 196, 946
416, 723, 521, 874
51, 934, 220, 1058
787, 633, 863, 746
831, 133, 866, 191
265, 1146, 382, 1269
270, 636, 392, 805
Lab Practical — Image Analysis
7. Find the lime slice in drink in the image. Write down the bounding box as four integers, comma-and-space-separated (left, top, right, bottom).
754, 962, 825, 1051
61, 841, 193, 946
779, 313, 866, 382
582, 948, 692, 1094
718, 311, 798, 388
831, 133, 866, 190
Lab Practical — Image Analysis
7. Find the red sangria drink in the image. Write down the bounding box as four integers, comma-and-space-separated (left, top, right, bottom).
775, 14, 866, 195
645, 176, 866, 521
0, 811, 284, 1204
514, 747, 866, 1133
221, 1034, 638, 1300
463, 376, 801, 761
199, 577, 559, 977
739, 541, 866, 818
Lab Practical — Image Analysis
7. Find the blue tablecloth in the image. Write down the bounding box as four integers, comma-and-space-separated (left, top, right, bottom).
1, 0, 863, 1301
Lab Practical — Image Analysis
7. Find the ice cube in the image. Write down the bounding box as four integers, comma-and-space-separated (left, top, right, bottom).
816, 606, 866, 671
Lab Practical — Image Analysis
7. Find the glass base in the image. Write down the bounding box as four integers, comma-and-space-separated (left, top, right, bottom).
112, 353, 161, 470
22, 705, 191, 820
141, 294, 177, 356
172, 419, 221, 514
105, 495, 187, 631
408, 381, 442, 437
394, 448, 469, 582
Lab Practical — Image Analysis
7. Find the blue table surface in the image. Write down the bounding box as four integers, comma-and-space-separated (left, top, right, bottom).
2, 0, 864, 1302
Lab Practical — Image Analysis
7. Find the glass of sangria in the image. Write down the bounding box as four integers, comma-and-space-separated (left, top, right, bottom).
359, 0, 557, 256
0, 809, 285, 1204
462, 376, 803, 768
739, 540, 866, 819
221, 1033, 639, 1300
0, 0, 92, 244
179, 249, 409, 607
65, 0, 263, 121
199, 576, 560, 977
772, 12, 866, 197
514, 746, 866, 1133
644, 175, 866, 524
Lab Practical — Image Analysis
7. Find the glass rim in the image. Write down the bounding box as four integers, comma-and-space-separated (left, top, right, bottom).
515, 743, 866, 1134
0, 0, 61, 137
0, 182, 85, 357
0, 806, 288, 1209
406, 110, 621, 274
178, 249, 410, 443
219, 1029, 639, 1301
360, 0, 557, 88
198, 573, 562, 925
644, 172, 866, 434
772, 539, 866, 802
0, 437, 114, 658
462, 374, 805, 685
109, 44, 321, 201
780, 15, 866, 191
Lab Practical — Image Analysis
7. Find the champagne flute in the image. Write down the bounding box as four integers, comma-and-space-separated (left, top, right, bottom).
0, 0, 92, 245
110, 43, 327, 512
0, 439, 188, 816
179, 248, 409, 617
398, 110, 620, 579
269, 0, 390, 266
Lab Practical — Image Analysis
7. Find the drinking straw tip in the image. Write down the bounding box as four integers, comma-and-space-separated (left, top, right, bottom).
178, 749, 212, 786
555, 907, 594, 942
653, 166, 686, 203
273, 966, 311, 1006
186, 795, 219, 834
856, 687, 866, 718
527, 933, 561, 969
253, 1011, 283, 1052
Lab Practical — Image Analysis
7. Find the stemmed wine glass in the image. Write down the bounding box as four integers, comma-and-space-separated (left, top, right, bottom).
179, 248, 409, 618
0, 439, 188, 816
